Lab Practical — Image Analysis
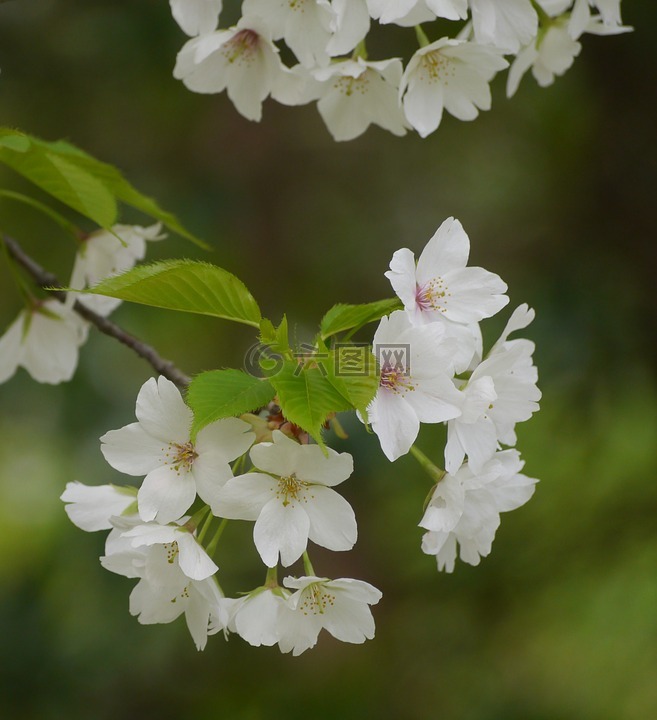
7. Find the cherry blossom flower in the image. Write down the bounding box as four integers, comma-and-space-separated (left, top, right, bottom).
400, 38, 508, 137
222, 587, 292, 647
468, 0, 538, 53
0, 299, 88, 385
60, 482, 137, 532
242, 0, 335, 68
169, 0, 223, 37
213, 430, 357, 567
420, 450, 537, 571
367, 311, 462, 462
386, 217, 509, 327
444, 305, 541, 473
100, 375, 254, 524
313, 58, 408, 142
68, 223, 164, 317
173, 16, 284, 121
279, 576, 383, 655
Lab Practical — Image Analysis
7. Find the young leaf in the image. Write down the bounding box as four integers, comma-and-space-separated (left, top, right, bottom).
320, 298, 401, 339
84, 260, 262, 327
268, 360, 353, 448
320, 339, 378, 417
187, 369, 275, 435
0, 130, 118, 227
0, 128, 206, 246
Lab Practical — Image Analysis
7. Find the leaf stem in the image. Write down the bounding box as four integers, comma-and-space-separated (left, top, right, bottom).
206, 518, 229, 557
415, 25, 431, 48
410, 445, 446, 484
302, 551, 316, 576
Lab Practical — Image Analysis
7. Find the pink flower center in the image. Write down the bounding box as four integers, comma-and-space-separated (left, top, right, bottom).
379, 366, 414, 394
166, 442, 198, 474
415, 278, 449, 313
223, 29, 260, 64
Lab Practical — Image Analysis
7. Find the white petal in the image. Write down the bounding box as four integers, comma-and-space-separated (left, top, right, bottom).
61, 482, 136, 531
195, 417, 254, 462
369, 389, 420, 462
253, 498, 310, 567
100, 422, 167, 476
305, 486, 357, 552
212, 472, 274, 520
177, 531, 219, 581
416, 217, 470, 282
291, 444, 353, 487
138, 464, 197, 524
135, 376, 192, 444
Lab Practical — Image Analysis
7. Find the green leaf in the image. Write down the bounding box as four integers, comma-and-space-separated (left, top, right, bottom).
187, 370, 275, 435
85, 260, 262, 327
320, 339, 378, 418
320, 298, 402, 339
0, 129, 118, 227
268, 360, 353, 449
0, 128, 206, 246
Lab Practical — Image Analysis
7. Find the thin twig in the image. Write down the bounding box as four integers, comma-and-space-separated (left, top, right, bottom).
3, 235, 191, 389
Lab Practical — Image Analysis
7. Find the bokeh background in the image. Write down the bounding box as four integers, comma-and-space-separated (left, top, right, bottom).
1, 1, 656, 718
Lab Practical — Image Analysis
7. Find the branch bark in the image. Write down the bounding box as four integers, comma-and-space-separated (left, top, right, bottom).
3, 235, 191, 389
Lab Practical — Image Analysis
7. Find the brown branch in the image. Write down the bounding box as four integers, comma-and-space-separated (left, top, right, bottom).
3, 235, 191, 389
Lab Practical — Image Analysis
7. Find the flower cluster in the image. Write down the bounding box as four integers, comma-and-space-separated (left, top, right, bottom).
62, 376, 381, 652
0, 224, 162, 385
60, 215, 540, 651
368, 216, 540, 569
169, 0, 630, 140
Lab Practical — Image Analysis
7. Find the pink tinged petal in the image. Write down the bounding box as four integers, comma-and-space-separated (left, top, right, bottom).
0, 312, 24, 383
60, 482, 136, 532
253, 498, 310, 568
369, 389, 420, 462
212, 472, 275, 520
176, 531, 219, 581
191, 458, 233, 510
305, 486, 357, 552
135, 376, 192, 444
100, 422, 167, 476
292, 444, 353, 487
234, 591, 282, 647
137, 464, 197, 524
322, 597, 376, 643
384, 248, 418, 314
416, 217, 469, 282
250, 430, 298, 476
195, 417, 254, 462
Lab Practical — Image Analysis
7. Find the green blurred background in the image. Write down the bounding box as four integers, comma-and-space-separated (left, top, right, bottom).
1, 1, 656, 718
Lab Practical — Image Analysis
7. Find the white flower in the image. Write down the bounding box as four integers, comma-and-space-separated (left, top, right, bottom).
444, 305, 541, 474
327, 0, 370, 57
507, 18, 581, 97
420, 450, 537, 571
242, 0, 335, 68
468, 0, 538, 53
213, 430, 357, 567
386, 217, 509, 327
170, 0, 223, 36
400, 38, 508, 137
60, 482, 137, 532
367, 0, 467, 23
313, 57, 408, 142
223, 586, 291, 647
569, 0, 623, 38
120, 521, 219, 581
101, 516, 225, 650
367, 311, 462, 462
173, 16, 284, 121
100, 375, 254, 524
279, 576, 383, 655
0, 299, 88, 385
68, 223, 164, 317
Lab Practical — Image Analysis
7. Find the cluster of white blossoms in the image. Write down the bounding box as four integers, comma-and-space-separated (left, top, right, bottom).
62, 376, 381, 652
0, 224, 162, 385
169, 0, 629, 139
367, 216, 540, 570
60, 214, 540, 651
